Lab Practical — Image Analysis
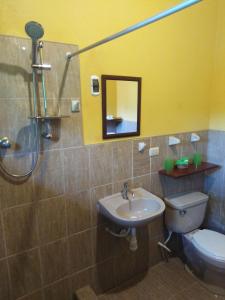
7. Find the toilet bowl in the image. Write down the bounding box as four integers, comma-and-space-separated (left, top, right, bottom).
164, 192, 225, 292
184, 229, 225, 269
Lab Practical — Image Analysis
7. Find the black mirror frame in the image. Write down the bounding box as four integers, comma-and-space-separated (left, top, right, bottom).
101, 74, 142, 139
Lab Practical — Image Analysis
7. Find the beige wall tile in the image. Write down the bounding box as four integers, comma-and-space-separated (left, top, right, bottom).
0, 37, 31, 99
91, 184, 113, 226
196, 130, 208, 161
150, 173, 164, 198
40, 238, 69, 285
71, 267, 93, 293
0, 177, 33, 209
0, 215, 6, 258
0, 99, 32, 156
64, 147, 89, 194
37, 196, 66, 244
112, 178, 132, 194
9, 249, 42, 299
41, 104, 83, 151
112, 141, 132, 182
59, 113, 83, 148
133, 139, 150, 177
33, 150, 64, 200
3, 204, 38, 255
0, 259, 10, 300
18, 291, 44, 300
90, 144, 113, 187
44, 278, 72, 300
66, 190, 91, 234
132, 174, 151, 192
181, 132, 196, 158
39, 43, 80, 100
150, 135, 167, 173
68, 230, 93, 273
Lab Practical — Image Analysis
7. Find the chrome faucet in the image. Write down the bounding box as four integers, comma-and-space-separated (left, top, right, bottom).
121, 182, 134, 210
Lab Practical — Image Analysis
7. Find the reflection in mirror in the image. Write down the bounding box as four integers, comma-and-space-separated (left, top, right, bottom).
102, 75, 141, 139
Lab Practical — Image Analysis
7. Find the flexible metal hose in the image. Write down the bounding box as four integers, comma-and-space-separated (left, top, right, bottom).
0, 120, 39, 179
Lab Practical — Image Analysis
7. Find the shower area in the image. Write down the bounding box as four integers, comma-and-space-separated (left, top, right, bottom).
0, 27, 84, 300
0, 26, 82, 178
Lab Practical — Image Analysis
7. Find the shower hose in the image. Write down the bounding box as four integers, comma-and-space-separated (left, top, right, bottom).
0, 120, 39, 179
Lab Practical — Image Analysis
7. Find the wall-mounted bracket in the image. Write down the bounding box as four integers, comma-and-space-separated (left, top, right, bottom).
190, 133, 200, 142
138, 142, 146, 152
168, 136, 181, 146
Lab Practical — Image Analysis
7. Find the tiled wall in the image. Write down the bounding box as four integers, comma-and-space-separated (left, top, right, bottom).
0, 36, 209, 300
204, 130, 225, 234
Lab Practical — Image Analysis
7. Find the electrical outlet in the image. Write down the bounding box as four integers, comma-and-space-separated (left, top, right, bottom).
71, 99, 80, 112
149, 147, 159, 157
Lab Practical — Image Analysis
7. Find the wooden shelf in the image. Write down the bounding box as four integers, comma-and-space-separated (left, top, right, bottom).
106, 117, 123, 124
159, 162, 220, 179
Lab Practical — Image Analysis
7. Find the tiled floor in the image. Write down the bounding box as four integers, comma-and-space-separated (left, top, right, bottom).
99, 258, 225, 300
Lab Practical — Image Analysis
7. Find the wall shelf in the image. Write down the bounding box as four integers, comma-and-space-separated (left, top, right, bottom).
159, 162, 220, 179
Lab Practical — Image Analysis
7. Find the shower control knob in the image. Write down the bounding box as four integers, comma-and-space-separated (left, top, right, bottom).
0, 137, 11, 149
179, 209, 186, 216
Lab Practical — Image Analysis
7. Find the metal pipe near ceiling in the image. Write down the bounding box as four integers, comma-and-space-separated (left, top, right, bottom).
66, 0, 202, 59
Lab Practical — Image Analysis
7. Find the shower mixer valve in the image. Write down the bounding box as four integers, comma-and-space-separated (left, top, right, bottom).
0, 137, 11, 149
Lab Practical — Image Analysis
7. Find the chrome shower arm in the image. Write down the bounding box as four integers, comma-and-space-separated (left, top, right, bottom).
66, 0, 202, 59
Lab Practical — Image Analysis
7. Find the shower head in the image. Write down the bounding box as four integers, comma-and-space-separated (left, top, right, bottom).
25, 21, 44, 41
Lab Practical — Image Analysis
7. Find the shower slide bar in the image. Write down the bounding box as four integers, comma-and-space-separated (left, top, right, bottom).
66, 0, 202, 59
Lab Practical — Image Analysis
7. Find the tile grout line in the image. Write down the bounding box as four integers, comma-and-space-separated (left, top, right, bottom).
1, 210, 13, 300
34, 192, 45, 298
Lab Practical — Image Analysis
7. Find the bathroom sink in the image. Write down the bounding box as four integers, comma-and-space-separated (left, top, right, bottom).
97, 188, 165, 227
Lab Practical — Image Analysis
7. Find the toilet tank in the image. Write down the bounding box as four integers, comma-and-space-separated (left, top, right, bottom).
164, 192, 209, 233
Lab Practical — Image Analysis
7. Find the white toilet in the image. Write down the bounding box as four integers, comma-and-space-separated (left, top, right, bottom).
164, 192, 225, 293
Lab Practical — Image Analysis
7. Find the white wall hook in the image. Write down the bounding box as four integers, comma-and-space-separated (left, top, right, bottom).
138, 142, 146, 152
168, 136, 181, 146
191, 133, 200, 142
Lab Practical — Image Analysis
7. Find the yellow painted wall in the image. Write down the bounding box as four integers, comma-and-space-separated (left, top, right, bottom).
209, 0, 225, 130
0, 0, 219, 143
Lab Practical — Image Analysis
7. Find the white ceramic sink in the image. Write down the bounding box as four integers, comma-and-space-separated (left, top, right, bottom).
97, 188, 165, 227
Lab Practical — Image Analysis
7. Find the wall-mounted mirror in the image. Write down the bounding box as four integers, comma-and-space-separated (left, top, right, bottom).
102, 75, 141, 139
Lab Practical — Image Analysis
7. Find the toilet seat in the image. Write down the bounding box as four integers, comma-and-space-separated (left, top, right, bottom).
192, 229, 225, 265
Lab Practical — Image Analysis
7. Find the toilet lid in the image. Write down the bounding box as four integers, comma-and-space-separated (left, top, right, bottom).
193, 229, 225, 262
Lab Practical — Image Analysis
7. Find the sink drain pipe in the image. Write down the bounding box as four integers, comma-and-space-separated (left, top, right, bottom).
105, 227, 138, 251
129, 228, 138, 251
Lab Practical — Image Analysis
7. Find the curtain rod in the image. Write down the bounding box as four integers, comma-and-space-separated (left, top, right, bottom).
66, 0, 202, 59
